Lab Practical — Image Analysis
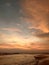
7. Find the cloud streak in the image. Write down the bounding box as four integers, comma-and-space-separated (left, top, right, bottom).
0, 28, 21, 32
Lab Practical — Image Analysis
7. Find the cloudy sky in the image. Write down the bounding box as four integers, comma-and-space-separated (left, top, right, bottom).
0, 0, 49, 53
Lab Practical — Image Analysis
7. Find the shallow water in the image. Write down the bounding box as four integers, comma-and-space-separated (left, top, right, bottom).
0, 54, 35, 65
0, 54, 49, 65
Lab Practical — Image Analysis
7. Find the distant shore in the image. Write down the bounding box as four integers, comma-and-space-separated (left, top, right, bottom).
0, 53, 20, 55
0, 53, 49, 55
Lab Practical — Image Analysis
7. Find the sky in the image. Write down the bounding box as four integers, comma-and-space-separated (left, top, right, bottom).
0, 0, 49, 53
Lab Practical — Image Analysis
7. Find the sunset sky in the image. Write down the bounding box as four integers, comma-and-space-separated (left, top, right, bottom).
0, 0, 49, 53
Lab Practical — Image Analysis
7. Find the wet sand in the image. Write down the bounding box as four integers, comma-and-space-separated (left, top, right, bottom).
34, 54, 49, 65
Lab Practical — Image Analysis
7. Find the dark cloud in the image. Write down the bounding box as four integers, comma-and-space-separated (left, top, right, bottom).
36, 32, 49, 38
29, 28, 43, 35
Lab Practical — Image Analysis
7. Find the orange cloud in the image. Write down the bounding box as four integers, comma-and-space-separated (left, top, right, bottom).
21, 0, 49, 33
29, 42, 49, 50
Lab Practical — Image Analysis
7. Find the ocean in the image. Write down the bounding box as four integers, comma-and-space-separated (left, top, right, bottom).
0, 54, 49, 65
0, 54, 36, 65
